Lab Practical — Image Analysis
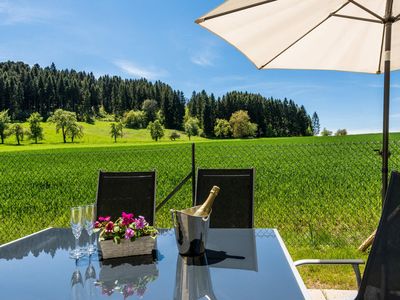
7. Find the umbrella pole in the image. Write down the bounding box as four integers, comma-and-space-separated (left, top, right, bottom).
382, 2, 394, 205
382, 24, 391, 204
359, 3, 394, 252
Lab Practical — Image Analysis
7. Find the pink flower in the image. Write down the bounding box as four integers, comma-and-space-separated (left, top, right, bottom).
136, 286, 147, 298
105, 221, 114, 233
123, 284, 135, 299
134, 216, 147, 230
121, 212, 134, 226
102, 287, 113, 296
124, 228, 135, 239
98, 216, 111, 222
94, 221, 101, 228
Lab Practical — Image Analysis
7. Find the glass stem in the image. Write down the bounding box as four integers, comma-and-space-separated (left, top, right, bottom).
75, 236, 79, 252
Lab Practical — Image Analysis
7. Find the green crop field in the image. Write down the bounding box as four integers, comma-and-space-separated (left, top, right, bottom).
2, 126, 400, 289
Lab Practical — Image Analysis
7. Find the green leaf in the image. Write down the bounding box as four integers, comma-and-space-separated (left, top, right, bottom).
113, 236, 121, 244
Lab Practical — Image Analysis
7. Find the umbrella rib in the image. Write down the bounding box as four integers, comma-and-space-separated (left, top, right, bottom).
332, 14, 382, 24
377, 24, 386, 74
395, 13, 400, 22
195, 0, 277, 24
259, 1, 351, 70
348, 0, 384, 22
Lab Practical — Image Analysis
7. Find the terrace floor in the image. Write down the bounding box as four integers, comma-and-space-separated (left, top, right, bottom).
310, 289, 357, 300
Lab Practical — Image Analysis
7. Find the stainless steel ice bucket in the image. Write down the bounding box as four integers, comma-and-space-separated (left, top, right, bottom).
171, 206, 211, 256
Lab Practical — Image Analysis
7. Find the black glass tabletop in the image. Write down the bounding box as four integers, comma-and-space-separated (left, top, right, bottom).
0, 228, 309, 300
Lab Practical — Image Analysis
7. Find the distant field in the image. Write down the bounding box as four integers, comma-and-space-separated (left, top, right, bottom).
0, 121, 206, 151
1, 131, 399, 288
2, 120, 399, 153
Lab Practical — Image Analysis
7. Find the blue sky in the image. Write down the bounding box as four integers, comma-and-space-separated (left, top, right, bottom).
0, 0, 399, 134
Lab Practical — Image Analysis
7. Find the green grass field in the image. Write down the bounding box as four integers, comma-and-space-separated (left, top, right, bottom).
1, 124, 399, 289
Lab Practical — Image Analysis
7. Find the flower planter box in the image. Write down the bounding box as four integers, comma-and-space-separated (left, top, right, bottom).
99, 236, 156, 260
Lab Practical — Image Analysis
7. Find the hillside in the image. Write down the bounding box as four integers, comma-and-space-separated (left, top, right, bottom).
0, 119, 398, 152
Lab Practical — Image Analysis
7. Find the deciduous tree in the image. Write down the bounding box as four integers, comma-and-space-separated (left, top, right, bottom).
147, 120, 164, 141
110, 122, 123, 142
184, 117, 200, 140
335, 129, 347, 136
123, 110, 146, 129
47, 109, 77, 143
9, 124, 24, 145
67, 123, 84, 142
321, 128, 332, 136
0, 110, 10, 144
229, 110, 257, 138
214, 119, 232, 138
27, 112, 44, 144
169, 131, 180, 141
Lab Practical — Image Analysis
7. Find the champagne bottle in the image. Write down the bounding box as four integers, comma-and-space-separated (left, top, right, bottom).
193, 185, 220, 217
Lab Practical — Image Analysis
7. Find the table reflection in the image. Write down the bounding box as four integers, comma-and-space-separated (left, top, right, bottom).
174, 254, 217, 300
95, 254, 159, 298
84, 256, 97, 299
71, 262, 85, 300
0, 228, 309, 300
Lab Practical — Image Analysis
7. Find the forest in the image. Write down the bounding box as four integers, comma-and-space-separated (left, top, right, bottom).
0, 61, 316, 137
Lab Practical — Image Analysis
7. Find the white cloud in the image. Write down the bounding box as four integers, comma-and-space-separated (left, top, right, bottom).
190, 42, 218, 67
0, 0, 55, 25
114, 60, 168, 80
191, 52, 214, 67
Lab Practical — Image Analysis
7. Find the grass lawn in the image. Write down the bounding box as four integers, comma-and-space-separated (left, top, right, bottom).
1, 126, 396, 289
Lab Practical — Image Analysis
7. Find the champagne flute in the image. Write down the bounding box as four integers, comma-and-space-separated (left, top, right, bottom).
70, 206, 83, 259
84, 204, 96, 255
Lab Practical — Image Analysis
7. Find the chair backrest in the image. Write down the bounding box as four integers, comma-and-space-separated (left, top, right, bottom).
356, 171, 400, 300
194, 169, 254, 228
96, 171, 156, 225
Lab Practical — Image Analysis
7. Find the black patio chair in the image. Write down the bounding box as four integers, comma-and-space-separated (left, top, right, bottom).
194, 168, 254, 228
295, 171, 400, 299
96, 171, 156, 225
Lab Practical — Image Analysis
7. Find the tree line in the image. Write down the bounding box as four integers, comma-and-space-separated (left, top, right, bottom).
0, 61, 318, 138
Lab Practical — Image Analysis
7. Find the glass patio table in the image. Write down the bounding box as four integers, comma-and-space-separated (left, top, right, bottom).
0, 228, 310, 300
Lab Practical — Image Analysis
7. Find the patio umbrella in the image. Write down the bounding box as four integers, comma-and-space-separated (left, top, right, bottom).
196, 0, 400, 201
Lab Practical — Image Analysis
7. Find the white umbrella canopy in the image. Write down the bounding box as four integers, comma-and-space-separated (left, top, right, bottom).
196, 0, 400, 199
196, 0, 400, 73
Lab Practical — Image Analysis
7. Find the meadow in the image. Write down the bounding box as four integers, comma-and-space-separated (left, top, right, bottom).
1, 123, 399, 289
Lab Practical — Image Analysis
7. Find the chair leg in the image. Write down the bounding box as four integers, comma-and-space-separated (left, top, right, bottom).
352, 264, 362, 289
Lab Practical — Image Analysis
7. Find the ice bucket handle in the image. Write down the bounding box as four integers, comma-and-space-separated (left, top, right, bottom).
170, 208, 211, 228
202, 212, 210, 222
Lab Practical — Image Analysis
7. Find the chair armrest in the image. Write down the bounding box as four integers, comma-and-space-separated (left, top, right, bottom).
294, 259, 364, 267
294, 259, 364, 288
